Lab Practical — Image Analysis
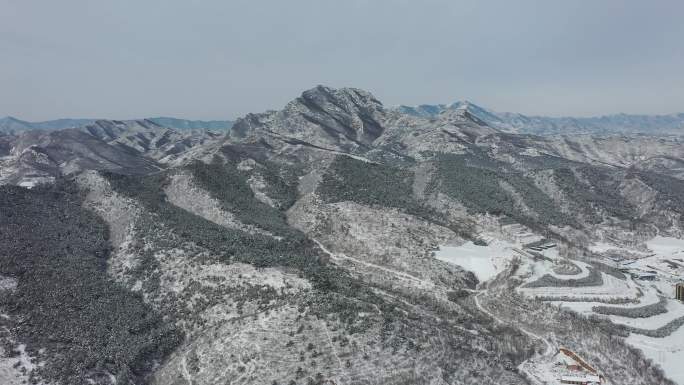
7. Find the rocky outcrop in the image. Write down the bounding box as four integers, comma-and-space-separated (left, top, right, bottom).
231, 85, 388, 151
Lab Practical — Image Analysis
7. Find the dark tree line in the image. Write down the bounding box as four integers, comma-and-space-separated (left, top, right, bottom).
593, 296, 668, 318
524, 268, 603, 288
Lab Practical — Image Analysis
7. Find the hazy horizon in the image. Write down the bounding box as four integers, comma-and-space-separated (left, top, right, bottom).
3, 87, 684, 124
2, 0, 683, 121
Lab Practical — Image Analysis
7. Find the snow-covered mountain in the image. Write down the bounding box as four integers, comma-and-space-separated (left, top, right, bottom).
0, 116, 97, 134
396, 102, 684, 135
0, 119, 227, 187
1, 86, 684, 385
230, 85, 387, 151
0, 116, 233, 135
6, 99, 682, 137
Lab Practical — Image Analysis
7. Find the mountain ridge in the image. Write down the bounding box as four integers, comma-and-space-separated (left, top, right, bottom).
0, 116, 234, 134
396, 101, 684, 135
5, 94, 684, 136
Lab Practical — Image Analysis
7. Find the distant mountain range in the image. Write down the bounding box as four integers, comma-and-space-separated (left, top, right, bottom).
0, 116, 233, 134
396, 101, 684, 135
3, 102, 683, 137
0, 116, 97, 134
146, 117, 234, 131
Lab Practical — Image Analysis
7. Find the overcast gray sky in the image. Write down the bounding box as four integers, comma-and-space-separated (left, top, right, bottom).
1, 0, 683, 121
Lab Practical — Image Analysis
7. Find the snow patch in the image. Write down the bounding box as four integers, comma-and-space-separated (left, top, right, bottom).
0, 344, 40, 385
247, 173, 276, 208
646, 236, 684, 257
0, 275, 17, 291
435, 239, 515, 282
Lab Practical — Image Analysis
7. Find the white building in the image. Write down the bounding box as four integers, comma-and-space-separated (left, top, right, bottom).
560, 374, 601, 385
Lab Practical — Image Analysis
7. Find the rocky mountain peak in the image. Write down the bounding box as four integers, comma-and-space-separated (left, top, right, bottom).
230, 85, 388, 151
297, 85, 383, 111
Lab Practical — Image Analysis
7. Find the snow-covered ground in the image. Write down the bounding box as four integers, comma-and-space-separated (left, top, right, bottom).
523, 253, 592, 282
627, 327, 684, 385
589, 242, 617, 253
589, 241, 645, 255
612, 237, 684, 298
0, 344, 38, 385
513, 246, 639, 303
453, 232, 684, 384
434, 231, 684, 383
646, 236, 684, 258
435, 238, 515, 282
436, 233, 684, 383
580, 236, 684, 383
520, 349, 605, 385
0, 275, 17, 291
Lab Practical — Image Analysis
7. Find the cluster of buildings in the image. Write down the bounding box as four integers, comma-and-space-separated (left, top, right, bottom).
610, 257, 684, 300
526, 241, 558, 253
554, 348, 604, 385
610, 259, 658, 281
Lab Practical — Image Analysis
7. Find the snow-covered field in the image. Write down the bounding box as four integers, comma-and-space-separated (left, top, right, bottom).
646, 237, 684, 258
435, 238, 515, 282
628, 327, 684, 385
